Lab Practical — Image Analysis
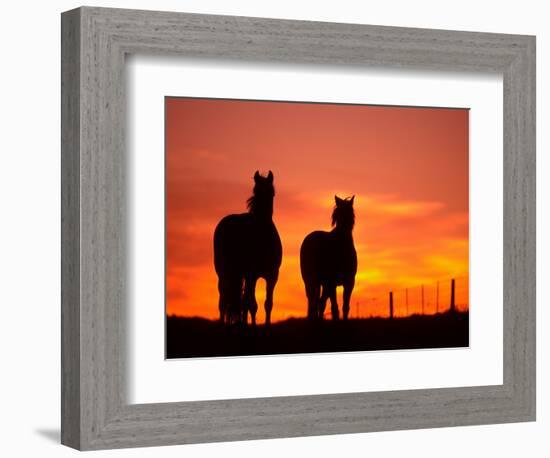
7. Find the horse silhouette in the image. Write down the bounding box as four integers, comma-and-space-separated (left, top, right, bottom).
213, 171, 282, 325
300, 195, 357, 320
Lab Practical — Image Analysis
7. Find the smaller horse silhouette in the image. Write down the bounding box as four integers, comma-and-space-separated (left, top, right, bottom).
300, 195, 357, 320
213, 171, 282, 325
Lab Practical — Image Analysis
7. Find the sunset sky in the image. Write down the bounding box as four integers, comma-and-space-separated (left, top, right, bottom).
166, 97, 469, 321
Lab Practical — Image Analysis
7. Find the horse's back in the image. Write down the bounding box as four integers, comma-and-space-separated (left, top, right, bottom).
213, 213, 248, 276
300, 231, 329, 282
260, 223, 282, 274
300, 230, 357, 285
214, 213, 282, 278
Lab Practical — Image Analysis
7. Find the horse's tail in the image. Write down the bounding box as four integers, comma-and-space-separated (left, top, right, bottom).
213, 219, 224, 276
213, 215, 245, 324
300, 231, 325, 281
300, 231, 324, 319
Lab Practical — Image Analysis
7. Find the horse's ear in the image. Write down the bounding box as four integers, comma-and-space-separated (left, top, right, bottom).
267, 170, 273, 183
349, 195, 355, 205
335, 195, 344, 206
254, 170, 260, 182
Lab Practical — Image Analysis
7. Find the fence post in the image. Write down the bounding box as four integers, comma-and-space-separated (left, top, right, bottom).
405, 289, 408, 316
422, 285, 430, 315
450, 278, 456, 313
436, 281, 439, 313
389, 291, 394, 319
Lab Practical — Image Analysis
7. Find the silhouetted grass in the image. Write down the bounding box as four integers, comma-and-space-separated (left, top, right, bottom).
166, 311, 468, 358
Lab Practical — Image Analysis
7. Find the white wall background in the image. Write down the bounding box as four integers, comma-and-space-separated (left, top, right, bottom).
0, 1, 546, 456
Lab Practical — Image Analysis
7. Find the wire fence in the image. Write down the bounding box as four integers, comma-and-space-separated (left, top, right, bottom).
348, 276, 469, 319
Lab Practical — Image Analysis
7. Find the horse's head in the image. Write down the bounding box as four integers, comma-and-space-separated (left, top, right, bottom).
247, 170, 275, 216
253, 170, 275, 197
332, 195, 355, 231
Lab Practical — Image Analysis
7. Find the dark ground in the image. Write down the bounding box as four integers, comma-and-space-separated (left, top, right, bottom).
166, 311, 469, 359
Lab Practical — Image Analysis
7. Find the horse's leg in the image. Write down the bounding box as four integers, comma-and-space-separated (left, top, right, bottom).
243, 276, 258, 326
264, 271, 278, 326
319, 285, 330, 320
226, 277, 240, 325
305, 282, 320, 320
217, 278, 226, 323
241, 278, 249, 325
342, 279, 354, 320
218, 295, 225, 324
329, 286, 339, 321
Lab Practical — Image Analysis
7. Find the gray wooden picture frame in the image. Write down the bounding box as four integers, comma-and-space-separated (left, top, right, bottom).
61, 6, 536, 451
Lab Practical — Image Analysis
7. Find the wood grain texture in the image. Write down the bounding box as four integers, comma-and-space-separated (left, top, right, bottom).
60, 6, 536, 450
60, 7, 81, 449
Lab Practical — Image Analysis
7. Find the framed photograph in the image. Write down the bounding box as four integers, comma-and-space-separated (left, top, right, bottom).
164, 97, 470, 359
61, 6, 535, 450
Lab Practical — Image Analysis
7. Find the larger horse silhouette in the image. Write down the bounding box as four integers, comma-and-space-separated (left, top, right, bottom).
213, 171, 282, 325
300, 195, 357, 320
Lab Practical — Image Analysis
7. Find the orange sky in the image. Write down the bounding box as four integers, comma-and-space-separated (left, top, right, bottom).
166, 97, 469, 321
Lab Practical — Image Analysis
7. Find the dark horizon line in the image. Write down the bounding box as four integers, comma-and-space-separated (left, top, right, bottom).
167, 309, 469, 321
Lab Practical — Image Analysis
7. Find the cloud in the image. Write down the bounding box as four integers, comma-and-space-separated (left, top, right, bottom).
310, 191, 445, 217
167, 186, 468, 319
